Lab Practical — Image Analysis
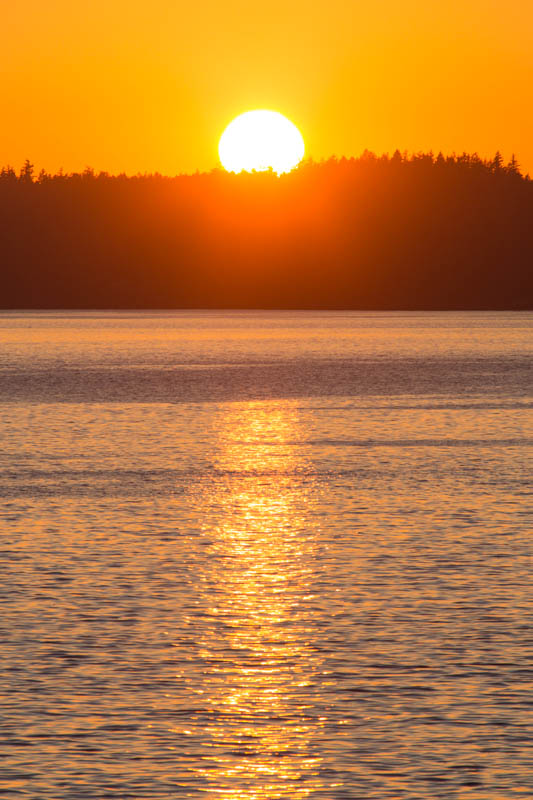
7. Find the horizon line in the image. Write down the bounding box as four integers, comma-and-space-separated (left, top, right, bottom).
2, 149, 526, 180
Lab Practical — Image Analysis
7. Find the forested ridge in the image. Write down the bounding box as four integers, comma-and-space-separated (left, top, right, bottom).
1, 151, 531, 309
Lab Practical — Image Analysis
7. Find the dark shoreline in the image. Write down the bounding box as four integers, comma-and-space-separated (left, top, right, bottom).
2, 154, 532, 310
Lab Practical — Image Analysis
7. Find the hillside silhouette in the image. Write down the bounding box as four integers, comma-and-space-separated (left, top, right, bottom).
1, 151, 531, 309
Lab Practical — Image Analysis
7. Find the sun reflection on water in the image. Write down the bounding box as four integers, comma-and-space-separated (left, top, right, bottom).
192, 402, 325, 798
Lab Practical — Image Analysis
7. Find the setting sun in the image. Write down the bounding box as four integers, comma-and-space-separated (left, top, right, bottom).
218, 110, 305, 175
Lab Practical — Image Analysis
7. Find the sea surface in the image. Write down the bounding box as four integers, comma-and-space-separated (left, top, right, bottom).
0, 310, 531, 800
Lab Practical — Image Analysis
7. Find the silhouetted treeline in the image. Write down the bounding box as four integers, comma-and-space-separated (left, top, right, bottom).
1, 151, 532, 308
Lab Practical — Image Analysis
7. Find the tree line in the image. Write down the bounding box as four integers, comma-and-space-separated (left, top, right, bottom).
1, 151, 531, 308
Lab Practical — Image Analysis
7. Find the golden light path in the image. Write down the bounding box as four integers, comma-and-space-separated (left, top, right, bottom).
193, 401, 327, 798
219, 110, 305, 175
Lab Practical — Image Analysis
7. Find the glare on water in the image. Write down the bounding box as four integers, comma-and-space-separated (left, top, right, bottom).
184, 403, 324, 798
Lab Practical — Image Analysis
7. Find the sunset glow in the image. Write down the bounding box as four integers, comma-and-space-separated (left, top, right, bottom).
4, 0, 533, 175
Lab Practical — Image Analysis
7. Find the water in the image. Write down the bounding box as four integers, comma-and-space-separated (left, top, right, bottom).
0, 311, 531, 799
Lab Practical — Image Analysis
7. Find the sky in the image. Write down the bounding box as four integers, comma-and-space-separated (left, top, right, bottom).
3, 0, 532, 175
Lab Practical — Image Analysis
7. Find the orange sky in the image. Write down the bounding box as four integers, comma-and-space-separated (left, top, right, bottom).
3, 0, 532, 175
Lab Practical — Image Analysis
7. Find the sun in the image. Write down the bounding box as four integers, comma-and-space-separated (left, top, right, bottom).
219, 110, 305, 175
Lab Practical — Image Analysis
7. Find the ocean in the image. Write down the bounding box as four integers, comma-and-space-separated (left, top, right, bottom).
1, 310, 531, 799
